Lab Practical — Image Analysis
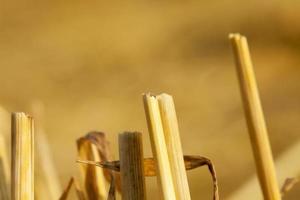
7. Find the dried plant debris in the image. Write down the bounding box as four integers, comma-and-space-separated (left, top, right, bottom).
77, 132, 121, 192
77, 134, 107, 199
78, 155, 219, 200
72, 131, 219, 200
281, 177, 299, 197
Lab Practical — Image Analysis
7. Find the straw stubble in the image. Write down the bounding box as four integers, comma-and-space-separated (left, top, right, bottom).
11, 113, 34, 200
119, 132, 146, 200
143, 94, 177, 200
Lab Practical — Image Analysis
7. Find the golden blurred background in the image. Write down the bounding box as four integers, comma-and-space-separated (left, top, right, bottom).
1, 1, 300, 199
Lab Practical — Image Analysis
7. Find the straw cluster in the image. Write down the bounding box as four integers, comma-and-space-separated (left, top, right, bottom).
73, 94, 218, 200
0, 34, 298, 200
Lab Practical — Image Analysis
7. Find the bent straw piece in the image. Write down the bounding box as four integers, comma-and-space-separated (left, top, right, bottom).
77, 138, 107, 200
0, 135, 9, 200
119, 132, 146, 200
157, 94, 191, 200
32, 101, 62, 200
78, 132, 121, 192
11, 113, 34, 200
143, 94, 176, 199
229, 33, 281, 200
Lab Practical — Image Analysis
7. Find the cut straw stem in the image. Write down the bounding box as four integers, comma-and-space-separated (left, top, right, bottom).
0, 135, 10, 200
119, 132, 146, 200
77, 138, 107, 200
229, 33, 281, 200
143, 94, 176, 199
157, 94, 191, 200
11, 112, 34, 200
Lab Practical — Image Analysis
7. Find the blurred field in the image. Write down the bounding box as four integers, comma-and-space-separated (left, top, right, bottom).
1, 1, 300, 199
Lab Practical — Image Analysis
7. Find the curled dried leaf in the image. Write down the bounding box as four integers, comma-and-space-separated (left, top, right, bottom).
77, 132, 121, 192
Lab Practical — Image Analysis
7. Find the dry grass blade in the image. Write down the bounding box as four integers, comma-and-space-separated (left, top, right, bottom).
11, 112, 34, 200
229, 33, 281, 200
157, 93, 191, 200
119, 132, 146, 200
77, 134, 107, 200
0, 135, 9, 200
143, 93, 176, 199
78, 155, 219, 199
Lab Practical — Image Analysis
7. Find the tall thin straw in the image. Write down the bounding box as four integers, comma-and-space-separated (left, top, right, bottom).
229, 33, 281, 200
